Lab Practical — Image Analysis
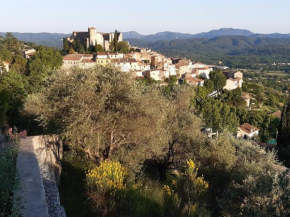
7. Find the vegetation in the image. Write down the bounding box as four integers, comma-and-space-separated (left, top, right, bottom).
23, 65, 290, 217
129, 35, 290, 68
0, 33, 62, 133
0, 133, 20, 217
2, 32, 290, 217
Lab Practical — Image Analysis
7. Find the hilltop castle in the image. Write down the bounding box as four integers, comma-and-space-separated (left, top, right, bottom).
63, 27, 123, 51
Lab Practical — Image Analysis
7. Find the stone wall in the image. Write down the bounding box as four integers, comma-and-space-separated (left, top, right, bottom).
32, 135, 66, 217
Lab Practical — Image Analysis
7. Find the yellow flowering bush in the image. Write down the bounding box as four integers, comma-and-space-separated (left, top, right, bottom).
186, 159, 209, 190
162, 159, 209, 217
87, 161, 128, 194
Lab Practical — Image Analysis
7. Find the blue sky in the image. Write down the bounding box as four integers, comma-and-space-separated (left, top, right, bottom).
1, 0, 290, 34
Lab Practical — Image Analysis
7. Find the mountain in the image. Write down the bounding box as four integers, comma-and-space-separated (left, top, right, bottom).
192, 28, 254, 38
123, 31, 145, 40
252, 33, 290, 39
123, 28, 255, 42
0, 32, 70, 48
127, 35, 290, 68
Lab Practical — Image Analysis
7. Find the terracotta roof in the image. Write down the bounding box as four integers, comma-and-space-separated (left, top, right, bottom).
270, 111, 281, 119
2, 61, 9, 65
195, 67, 209, 70
111, 58, 137, 63
97, 52, 108, 56
81, 59, 95, 63
63, 54, 83, 61
185, 77, 204, 84
242, 92, 250, 99
63, 54, 93, 61
239, 123, 259, 134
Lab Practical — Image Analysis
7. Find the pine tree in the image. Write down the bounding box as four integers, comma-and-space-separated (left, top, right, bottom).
277, 100, 290, 147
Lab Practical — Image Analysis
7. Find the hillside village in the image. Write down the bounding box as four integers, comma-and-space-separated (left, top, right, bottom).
1, 26, 290, 217
59, 29, 272, 144
0, 28, 270, 143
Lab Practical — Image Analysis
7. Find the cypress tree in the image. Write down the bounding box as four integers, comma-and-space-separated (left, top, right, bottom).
277, 99, 290, 147
114, 30, 118, 52
63, 39, 70, 53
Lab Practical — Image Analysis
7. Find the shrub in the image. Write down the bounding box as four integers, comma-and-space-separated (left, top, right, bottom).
0, 141, 20, 217
163, 159, 209, 217
86, 161, 128, 216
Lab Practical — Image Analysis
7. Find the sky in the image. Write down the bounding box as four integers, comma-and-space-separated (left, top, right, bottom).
1, 0, 290, 35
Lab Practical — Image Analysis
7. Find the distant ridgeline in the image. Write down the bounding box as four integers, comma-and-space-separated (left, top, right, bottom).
2, 28, 290, 67
0, 32, 70, 48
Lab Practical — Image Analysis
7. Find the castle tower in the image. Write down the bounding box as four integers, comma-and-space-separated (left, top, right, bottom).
89, 27, 97, 47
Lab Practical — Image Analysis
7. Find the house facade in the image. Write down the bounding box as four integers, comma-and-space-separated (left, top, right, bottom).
237, 123, 259, 139
224, 78, 243, 90
62, 54, 96, 69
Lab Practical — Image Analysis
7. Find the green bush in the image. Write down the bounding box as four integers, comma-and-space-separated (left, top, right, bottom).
0, 142, 20, 217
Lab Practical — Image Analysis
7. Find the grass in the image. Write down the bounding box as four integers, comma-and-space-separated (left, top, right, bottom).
58, 149, 96, 217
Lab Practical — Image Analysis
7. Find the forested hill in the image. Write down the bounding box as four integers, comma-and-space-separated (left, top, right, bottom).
0, 32, 69, 48
128, 36, 290, 68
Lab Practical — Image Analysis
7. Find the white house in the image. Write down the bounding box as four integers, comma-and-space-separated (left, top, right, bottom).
0, 61, 9, 73
237, 123, 259, 139
194, 67, 213, 79
108, 53, 124, 59
223, 78, 243, 91
111, 58, 139, 72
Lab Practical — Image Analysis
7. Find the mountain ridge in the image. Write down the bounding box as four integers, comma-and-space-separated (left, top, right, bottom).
2, 28, 290, 48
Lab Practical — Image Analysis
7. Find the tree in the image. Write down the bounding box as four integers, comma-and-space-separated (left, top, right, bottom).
116, 41, 129, 53
26, 46, 63, 93
63, 39, 70, 53
4, 33, 22, 54
204, 79, 214, 93
277, 100, 290, 148
209, 69, 226, 93
11, 55, 27, 73
25, 66, 167, 165
114, 30, 118, 52
0, 70, 27, 129
95, 44, 104, 52
69, 47, 75, 54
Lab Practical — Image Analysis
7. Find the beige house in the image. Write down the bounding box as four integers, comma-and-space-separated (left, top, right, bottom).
192, 62, 207, 69
62, 54, 96, 69
23, 49, 37, 59
0, 61, 9, 73
96, 58, 111, 66
242, 92, 251, 108
192, 67, 213, 79
183, 76, 204, 86
143, 70, 164, 81
175, 59, 192, 75
224, 78, 243, 91
237, 123, 259, 139
223, 71, 243, 79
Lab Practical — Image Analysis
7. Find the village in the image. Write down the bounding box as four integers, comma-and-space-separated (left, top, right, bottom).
1, 27, 279, 147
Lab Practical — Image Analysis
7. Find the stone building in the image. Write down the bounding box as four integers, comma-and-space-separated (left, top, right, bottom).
63, 27, 123, 51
